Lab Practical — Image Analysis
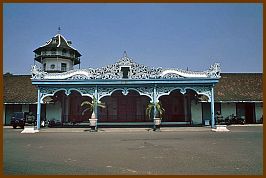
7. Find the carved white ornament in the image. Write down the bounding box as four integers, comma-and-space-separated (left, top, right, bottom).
40, 87, 95, 102
155, 86, 212, 102
38, 86, 212, 104
31, 56, 221, 80
98, 87, 154, 102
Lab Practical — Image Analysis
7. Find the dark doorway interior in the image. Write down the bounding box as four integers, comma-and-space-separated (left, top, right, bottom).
67, 91, 92, 123
99, 90, 151, 122
29, 104, 37, 118
159, 89, 196, 122
245, 103, 255, 124
236, 102, 255, 124
48, 90, 92, 124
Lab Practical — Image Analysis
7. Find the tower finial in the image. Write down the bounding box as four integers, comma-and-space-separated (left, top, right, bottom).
123, 51, 127, 57
58, 26, 61, 34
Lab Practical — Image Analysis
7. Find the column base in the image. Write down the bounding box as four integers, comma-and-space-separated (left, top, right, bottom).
153, 125, 161, 131
90, 126, 98, 132
212, 125, 230, 132
21, 127, 39, 134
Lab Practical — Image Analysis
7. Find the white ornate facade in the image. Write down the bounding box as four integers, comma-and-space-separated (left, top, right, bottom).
32, 55, 221, 80
31, 54, 221, 129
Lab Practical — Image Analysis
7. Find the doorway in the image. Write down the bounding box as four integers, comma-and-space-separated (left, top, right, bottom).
99, 90, 151, 122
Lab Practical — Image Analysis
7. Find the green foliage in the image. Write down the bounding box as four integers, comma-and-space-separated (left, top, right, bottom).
81, 96, 106, 115
145, 101, 165, 120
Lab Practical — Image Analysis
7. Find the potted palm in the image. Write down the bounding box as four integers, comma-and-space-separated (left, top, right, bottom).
146, 101, 165, 131
81, 96, 106, 131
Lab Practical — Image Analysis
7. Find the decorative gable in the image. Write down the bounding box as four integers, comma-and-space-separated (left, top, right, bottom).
31, 54, 221, 80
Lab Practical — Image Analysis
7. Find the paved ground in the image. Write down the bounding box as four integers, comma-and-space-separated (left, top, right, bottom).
3, 125, 263, 175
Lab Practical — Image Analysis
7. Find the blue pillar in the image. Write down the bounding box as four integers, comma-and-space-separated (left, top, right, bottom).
153, 86, 157, 129
211, 86, 215, 128
37, 87, 41, 130
94, 86, 98, 129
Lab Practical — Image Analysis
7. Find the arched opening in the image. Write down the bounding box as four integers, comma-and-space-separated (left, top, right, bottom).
42, 90, 65, 124
99, 90, 151, 122
42, 90, 92, 125
67, 90, 92, 124
159, 89, 200, 124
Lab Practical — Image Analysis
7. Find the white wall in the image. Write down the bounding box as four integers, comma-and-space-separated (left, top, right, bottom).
46, 101, 62, 122
221, 103, 236, 119
255, 102, 263, 122
43, 58, 74, 71
191, 102, 202, 124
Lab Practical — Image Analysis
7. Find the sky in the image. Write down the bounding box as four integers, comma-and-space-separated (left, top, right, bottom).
3, 3, 263, 75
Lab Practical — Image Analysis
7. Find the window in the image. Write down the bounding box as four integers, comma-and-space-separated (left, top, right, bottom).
61, 63, 67, 72
70, 51, 74, 57
121, 67, 130, 79
62, 49, 67, 55
51, 48, 56, 55
41, 50, 46, 55
43, 63, 46, 71
67, 41, 72, 45
52, 37, 57, 44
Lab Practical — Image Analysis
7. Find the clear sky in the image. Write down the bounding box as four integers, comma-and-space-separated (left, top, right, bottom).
3, 3, 262, 74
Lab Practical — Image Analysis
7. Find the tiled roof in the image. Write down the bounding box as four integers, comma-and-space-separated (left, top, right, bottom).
33, 34, 81, 57
214, 73, 262, 101
4, 75, 37, 103
3, 73, 262, 103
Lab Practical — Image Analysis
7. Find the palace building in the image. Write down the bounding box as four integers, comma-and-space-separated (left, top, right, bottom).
3, 34, 263, 129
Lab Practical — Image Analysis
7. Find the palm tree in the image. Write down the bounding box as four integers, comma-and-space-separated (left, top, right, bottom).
81, 96, 106, 116
146, 101, 165, 131
81, 96, 105, 131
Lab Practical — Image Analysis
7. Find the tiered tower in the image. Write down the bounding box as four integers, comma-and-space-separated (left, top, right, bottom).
33, 33, 81, 73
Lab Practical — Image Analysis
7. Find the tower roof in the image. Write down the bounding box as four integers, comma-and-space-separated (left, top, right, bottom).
33, 34, 81, 57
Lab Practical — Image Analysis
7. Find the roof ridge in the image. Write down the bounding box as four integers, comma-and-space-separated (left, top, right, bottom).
54, 34, 78, 51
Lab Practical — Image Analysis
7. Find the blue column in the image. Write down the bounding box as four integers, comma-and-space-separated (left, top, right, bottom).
153, 86, 156, 119
94, 86, 98, 129
211, 86, 215, 128
37, 87, 41, 130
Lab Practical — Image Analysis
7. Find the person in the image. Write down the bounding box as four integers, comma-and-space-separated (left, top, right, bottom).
215, 111, 223, 125
27, 112, 35, 124
41, 120, 45, 127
